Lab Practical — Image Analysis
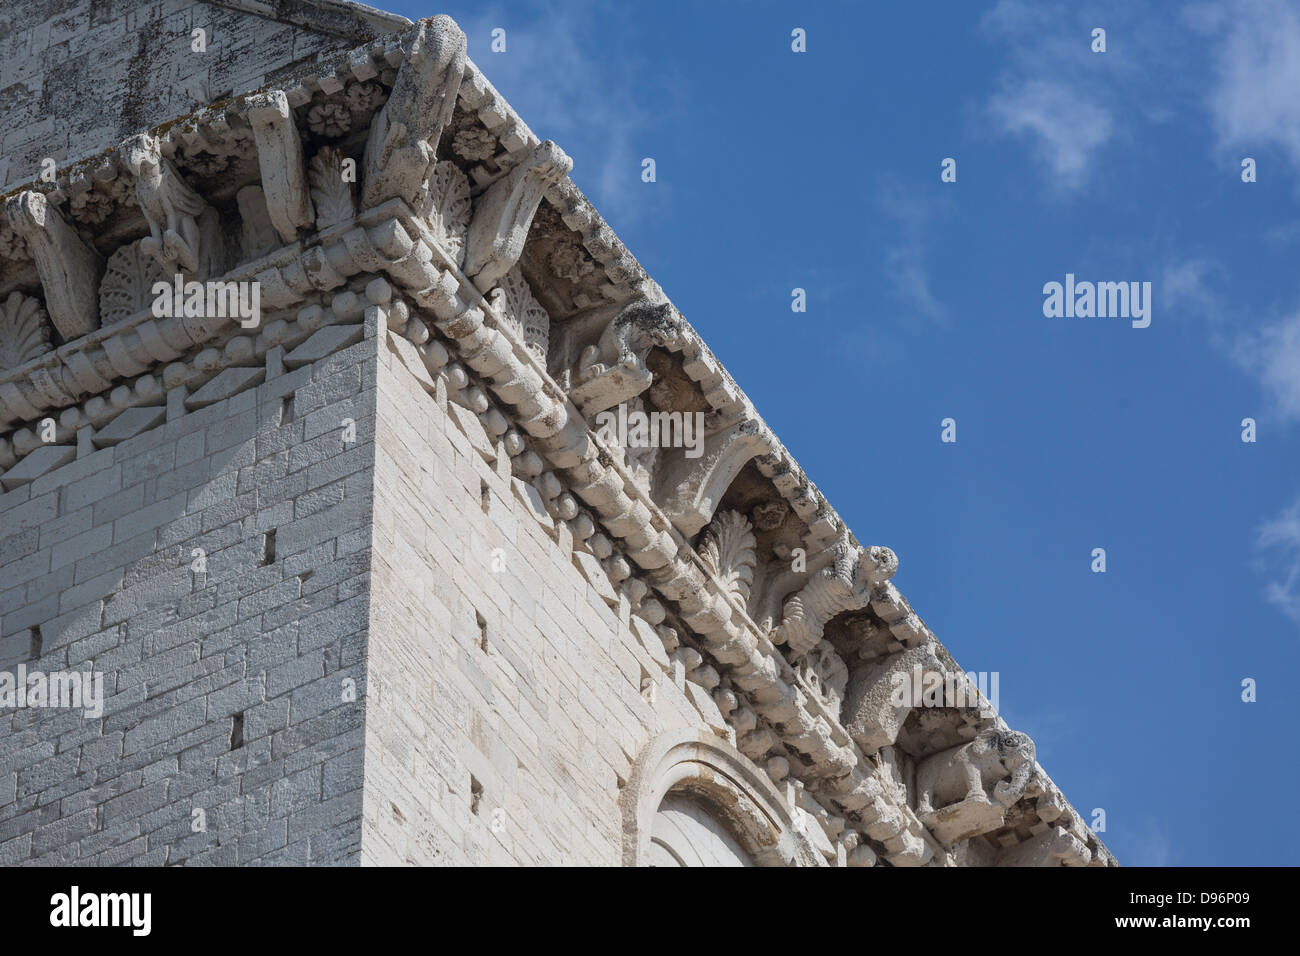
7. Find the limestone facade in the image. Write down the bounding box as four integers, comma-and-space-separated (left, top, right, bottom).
0, 2, 1115, 866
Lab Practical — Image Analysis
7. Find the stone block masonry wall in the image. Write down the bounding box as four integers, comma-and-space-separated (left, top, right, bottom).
362, 328, 712, 866
0, 332, 378, 865
0, 0, 401, 191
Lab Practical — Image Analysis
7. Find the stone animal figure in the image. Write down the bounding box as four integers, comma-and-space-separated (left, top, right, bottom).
915, 729, 1036, 817
122, 133, 207, 275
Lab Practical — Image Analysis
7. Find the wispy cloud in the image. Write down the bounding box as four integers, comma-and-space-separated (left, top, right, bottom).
1192, 0, 1300, 180
876, 180, 952, 326
987, 80, 1113, 193
1234, 312, 1300, 423
978, 0, 1118, 194
1256, 497, 1300, 625
455, 1, 678, 227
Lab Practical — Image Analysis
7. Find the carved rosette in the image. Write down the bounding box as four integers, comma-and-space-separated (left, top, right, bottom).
489, 265, 550, 359
697, 509, 757, 605
99, 240, 168, 326
0, 292, 53, 368
417, 160, 470, 265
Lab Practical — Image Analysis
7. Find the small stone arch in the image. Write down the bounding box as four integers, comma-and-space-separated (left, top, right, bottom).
621, 729, 818, 866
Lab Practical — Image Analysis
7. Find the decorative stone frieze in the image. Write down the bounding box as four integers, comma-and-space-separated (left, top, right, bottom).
0, 11, 1112, 868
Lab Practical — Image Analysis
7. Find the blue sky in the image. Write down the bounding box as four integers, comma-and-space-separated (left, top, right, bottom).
384, 0, 1300, 865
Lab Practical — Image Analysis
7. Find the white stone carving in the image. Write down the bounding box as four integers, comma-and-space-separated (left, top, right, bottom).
309, 148, 357, 230
570, 299, 684, 418
488, 264, 549, 359
99, 239, 168, 325
3, 190, 102, 339
361, 15, 467, 209
247, 89, 315, 243
795, 641, 849, 716
773, 540, 898, 656
452, 126, 496, 162
121, 133, 220, 278
464, 140, 572, 292
697, 509, 756, 605
915, 729, 1037, 845
417, 160, 470, 265
0, 292, 52, 367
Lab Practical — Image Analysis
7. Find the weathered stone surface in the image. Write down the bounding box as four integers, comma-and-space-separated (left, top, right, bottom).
0, 2, 1110, 870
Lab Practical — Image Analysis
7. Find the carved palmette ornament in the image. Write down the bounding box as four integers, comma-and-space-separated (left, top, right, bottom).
489, 264, 549, 359
98, 240, 168, 326
418, 160, 470, 265
308, 147, 357, 229
697, 509, 757, 605
0, 291, 52, 367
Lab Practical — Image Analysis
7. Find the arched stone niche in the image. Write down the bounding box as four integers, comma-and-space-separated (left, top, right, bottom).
621, 729, 818, 867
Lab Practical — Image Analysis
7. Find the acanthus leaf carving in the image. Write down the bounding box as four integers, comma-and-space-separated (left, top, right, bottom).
488, 264, 549, 359
2, 190, 101, 340
99, 239, 169, 326
418, 160, 470, 266
697, 509, 757, 605
361, 15, 467, 210
308, 147, 357, 230
0, 291, 53, 368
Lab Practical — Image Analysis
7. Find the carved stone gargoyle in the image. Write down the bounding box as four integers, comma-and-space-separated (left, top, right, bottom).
914, 728, 1037, 845
570, 298, 685, 417
121, 133, 222, 279
772, 538, 898, 656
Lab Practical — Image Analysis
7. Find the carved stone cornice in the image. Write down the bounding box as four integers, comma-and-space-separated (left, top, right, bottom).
0, 15, 1112, 868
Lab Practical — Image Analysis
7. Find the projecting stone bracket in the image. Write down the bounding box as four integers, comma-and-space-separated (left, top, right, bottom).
361, 15, 467, 209
656, 418, 771, 538
464, 140, 572, 293
772, 539, 899, 656
122, 133, 222, 279
841, 640, 945, 755
569, 299, 684, 416
3, 191, 101, 339
246, 90, 315, 243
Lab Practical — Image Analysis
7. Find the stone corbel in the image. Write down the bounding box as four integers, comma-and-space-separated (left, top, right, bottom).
569, 299, 684, 417
3, 191, 102, 340
121, 133, 222, 279
655, 417, 771, 538
996, 826, 1092, 867
246, 90, 315, 243
841, 639, 944, 755
361, 15, 467, 209
463, 140, 573, 293
914, 728, 1037, 845
772, 539, 899, 656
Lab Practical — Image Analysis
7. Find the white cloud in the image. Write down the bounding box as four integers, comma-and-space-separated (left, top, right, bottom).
988, 80, 1113, 191
979, 0, 1119, 193
1234, 312, 1300, 423
1196, 0, 1300, 176
1256, 496, 1300, 625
